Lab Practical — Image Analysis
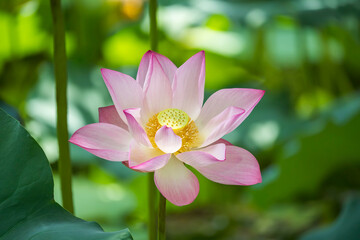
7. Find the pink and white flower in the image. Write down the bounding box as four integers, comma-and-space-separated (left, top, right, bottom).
69, 51, 264, 206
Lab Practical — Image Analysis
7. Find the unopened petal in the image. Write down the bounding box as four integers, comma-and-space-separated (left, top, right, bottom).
154, 156, 199, 206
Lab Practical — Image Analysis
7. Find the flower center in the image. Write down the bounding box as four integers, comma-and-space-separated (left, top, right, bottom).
157, 108, 189, 131
145, 108, 200, 153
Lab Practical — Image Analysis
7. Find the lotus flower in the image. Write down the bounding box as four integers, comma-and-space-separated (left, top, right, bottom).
69, 51, 264, 206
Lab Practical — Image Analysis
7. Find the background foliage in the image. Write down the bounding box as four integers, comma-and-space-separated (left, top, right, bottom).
1, 0, 360, 239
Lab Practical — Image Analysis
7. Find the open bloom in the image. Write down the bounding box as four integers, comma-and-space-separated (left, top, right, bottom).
69, 51, 264, 206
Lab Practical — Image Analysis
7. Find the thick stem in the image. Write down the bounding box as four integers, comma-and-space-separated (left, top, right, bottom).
158, 193, 166, 240
50, 0, 74, 214
149, 0, 158, 52
148, 172, 157, 240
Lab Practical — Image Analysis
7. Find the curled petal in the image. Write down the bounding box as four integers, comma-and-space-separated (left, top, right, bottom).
101, 68, 143, 123
199, 106, 245, 147
192, 145, 262, 185
136, 50, 177, 87
128, 142, 171, 172
69, 123, 131, 161
124, 108, 151, 147
172, 51, 205, 120
196, 88, 264, 131
99, 105, 128, 131
155, 126, 182, 153
177, 143, 226, 167
154, 156, 199, 206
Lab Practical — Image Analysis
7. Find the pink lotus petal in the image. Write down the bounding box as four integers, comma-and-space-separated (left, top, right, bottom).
122, 161, 146, 173
196, 88, 265, 128
212, 138, 233, 146
128, 141, 159, 165
124, 108, 151, 147
177, 143, 226, 167
101, 68, 143, 123
99, 105, 128, 131
69, 123, 131, 161
136, 51, 151, 87
131, 154, 171, 172
154, 156, 199, 206
142, 54, 173, 121
155, 126, 182, 153
193, 145, 262, 185
199, 106, 245, 147
136, 50, 177, 87
128, 142, 171, 172
172, 51, 205, 120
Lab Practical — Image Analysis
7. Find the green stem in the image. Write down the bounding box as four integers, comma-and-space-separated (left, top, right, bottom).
158, 193, 166, 240
50, 0, 74, 214
148, 172, 157, 240
149, 0, 158, 52
148, 0, 158, 239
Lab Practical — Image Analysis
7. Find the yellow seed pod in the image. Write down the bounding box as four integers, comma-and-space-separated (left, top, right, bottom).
157, 108, 189, 130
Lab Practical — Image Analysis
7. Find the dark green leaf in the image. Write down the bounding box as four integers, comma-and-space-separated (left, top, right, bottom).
0, 108, 132, 240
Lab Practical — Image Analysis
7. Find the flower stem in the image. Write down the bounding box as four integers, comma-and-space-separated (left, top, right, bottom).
158, 193, 167, 240
148, 172, 157, 240
50, 0, 74, 214
149, 0, 158, 52
148, 0, 158, 239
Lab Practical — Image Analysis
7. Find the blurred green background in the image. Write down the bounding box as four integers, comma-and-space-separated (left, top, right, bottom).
1, 0, 360, 239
